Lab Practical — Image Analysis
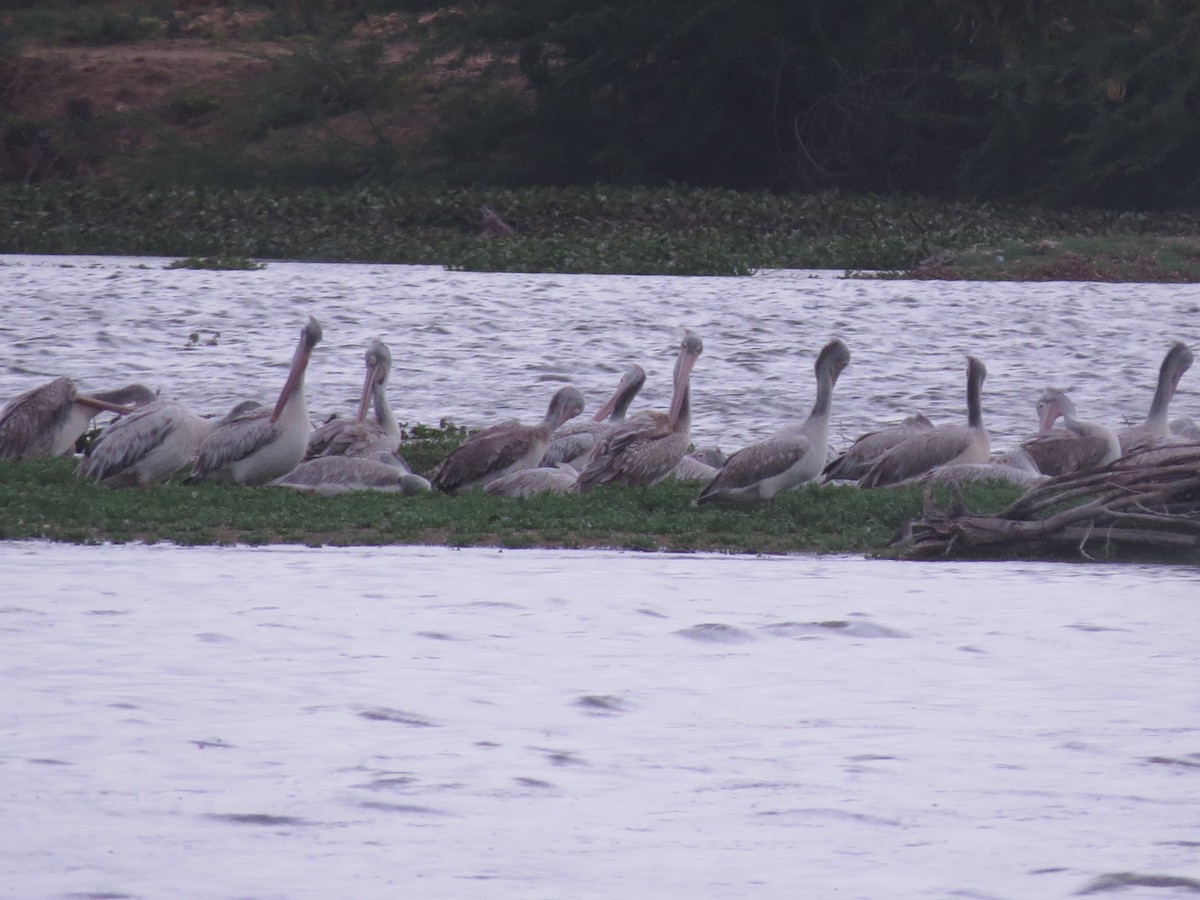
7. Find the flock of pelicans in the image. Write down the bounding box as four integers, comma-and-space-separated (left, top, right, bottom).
1, 316, 1198, 506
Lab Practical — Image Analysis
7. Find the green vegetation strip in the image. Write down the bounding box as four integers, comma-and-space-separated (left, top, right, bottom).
1, 459, 1025, 554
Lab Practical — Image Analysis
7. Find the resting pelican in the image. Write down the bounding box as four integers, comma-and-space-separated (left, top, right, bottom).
272, 450, 429, 497
430, 385, 585, 495
76, 398, 257, 488
1019, 388, 1120, 476
697, 339, 851, 504
1117, 341, 1193, 452
484, 462, 580, 498
576, 329, 704, 492
822, 413, 935, 482
913, 447, 1047, 489
0, 378, 156, 460
1172, 416, 1200, 441
306, 338, 401, 460
540, 364, 646, 468
859, 356, 990, 488
187, 316, 323, 486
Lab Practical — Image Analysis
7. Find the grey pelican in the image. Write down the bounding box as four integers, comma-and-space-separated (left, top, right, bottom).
822, 413, 935, 482
187, 316, 323, 486
1172, 416, 1200, 440
1019, 387, 1121, 476
912, 447, 1047, 489
76, 398, 257, 488
0, 378, 156, 460
484, 463, 580, 498
1117, 342, 1193, 452
272, 451, 430, 496
539, 364, 646, 468
575, 329, 704, 492
306, 338, 401, 460
697, 339, 850, 504
430, 385, 586, 495
859, 356, 990, 488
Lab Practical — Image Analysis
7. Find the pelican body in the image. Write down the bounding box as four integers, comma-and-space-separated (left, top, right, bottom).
1117, 342, 1193, 452
859, 356, 990, 488
306, 338, 401, 460
0, 378, 156, 460
539, 364, 646, 468
914, 447, 1047, 489
698, 339, 850, 504
484, 463, 580, 498
822, 413, 935, 482
575, 330, 704, 492
1020, 388, 1120, 476
77, 398, 216, 487
273, 451, 429, 496
430, 386, 586, 495
188, 317, 323, 486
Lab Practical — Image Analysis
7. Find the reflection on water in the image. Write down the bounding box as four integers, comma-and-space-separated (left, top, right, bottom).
2, 543, 1200, 898
2, 255, 1196, 450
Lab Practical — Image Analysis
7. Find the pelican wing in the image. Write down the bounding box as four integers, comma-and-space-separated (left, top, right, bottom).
697, 434, 810, 501
0, 377, 76, 459
77, 400, 176, 481
823, 420, 934, 482
859, 426, 978, 488
575, 413, 682, 490
306, 419, 394, 459
1020, 432, 1113, 476
430, 424, 541, 494
192, 410, 279, 476
485, 465, 579, 498
540, 421, 607, 467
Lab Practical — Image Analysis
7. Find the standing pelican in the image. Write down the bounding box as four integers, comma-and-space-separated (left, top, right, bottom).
187, 317, 323, 486
0, 378, 156, 460
539, 364, 646, 468
76, 398, 256, 488
575, 329, 704, 492
430, 386, 585, 495
306, 338, 401, 460
1019, 387, 1121, 476
1117, 341, 1193, 452
697, 339, 851, 504
859, 356, 990, 488
821, 413, 935, 482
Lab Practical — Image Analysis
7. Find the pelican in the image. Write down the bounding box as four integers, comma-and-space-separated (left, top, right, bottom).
859, 356, 990, 488
1019, 388, 1121, 476
272, 451, 430, 497
576, 329, 704, 492
697, 339, 851, 504
1172, 416, 1200, 441
76, 398, 257, 488
539, 364, 646, 468
306, 338, 401, 460
0, 378, 156, 460
187, 316, 323, 486
822, 413, 935, 482
913, 447, 1047, 489
484, 462, 580, 498
430, 385, 586, 495
1117, 341, 1193, 452
669, 451, 723, 482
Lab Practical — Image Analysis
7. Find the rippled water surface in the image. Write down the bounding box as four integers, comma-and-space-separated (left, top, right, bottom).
3, 254, 1197, 448
3, 257, 1200, 898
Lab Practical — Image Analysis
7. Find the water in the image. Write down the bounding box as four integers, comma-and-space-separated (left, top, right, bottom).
3, 256, 1200, 898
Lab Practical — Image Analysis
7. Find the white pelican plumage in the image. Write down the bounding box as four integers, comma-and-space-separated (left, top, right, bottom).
187, 316, 323, 486
539, 364, 646, 468
821, 413, 934, 482
430, 385, 586, 495
76, 398, 256, 488
306, 338, 401, 460
697, 338, 850, 504
484, 462, 580, 498
1117, 341, 1193, 452
272, 451, 430, 496
1019, 387, 1120, 476
0, 378, 156, 460
859, 356, 990, 488
575, 329, 704, 492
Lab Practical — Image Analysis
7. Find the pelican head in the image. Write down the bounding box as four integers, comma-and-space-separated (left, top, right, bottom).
590, 364, 647, 423
1036, 387, 1075, 432
356, 338, 393, 422
667, 329, 704, 425
545, 386, 587, 431
816, 339, 851, 385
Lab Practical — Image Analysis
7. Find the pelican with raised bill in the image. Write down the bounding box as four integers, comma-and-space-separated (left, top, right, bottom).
540, 364, 646, 468
306, 338, 401, 460
575, 329, 704, 492
1116, 341, 1193, 453
1019, 387, 1120, 476
77, 398, 258, 488
187, 316, 323, 486
697, 338, 850, 504
858, 355, 990, 488
0, 377, 157, 460
430, 385, 586, 495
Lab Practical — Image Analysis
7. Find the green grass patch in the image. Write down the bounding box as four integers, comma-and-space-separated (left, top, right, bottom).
0, 458, 1025, 554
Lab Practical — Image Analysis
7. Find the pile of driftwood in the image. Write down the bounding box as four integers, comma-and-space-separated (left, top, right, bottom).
901, 443, 1200, 559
